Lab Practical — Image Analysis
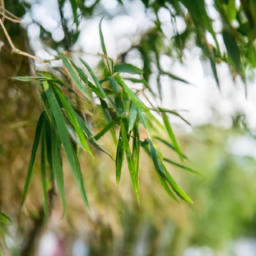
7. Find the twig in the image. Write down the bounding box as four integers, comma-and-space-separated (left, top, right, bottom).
0, 6, 21, 22
0, 19, 44, 63
0, 10, 20, 23
1, 0, 4, 22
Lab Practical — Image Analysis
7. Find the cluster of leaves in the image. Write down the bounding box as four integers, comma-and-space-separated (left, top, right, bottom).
14, 20, 197, 216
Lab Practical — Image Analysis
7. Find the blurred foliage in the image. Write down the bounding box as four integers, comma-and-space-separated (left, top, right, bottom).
2, 0, 256, 256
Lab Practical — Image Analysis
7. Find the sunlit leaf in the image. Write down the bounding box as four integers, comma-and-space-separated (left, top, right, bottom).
128, 103, 138, 132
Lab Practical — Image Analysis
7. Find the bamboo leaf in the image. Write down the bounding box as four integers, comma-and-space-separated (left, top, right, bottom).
45, 85, 89, 209
116, 77, 148, 111
70, 0, 78, 27
51, 126, 66, 214
121, 121, 139, 201
161, 162, 193, 204
132, 121, 140, 178
94, 116, 122, 140
20, 111, 46, 207
162, 112, 183, 161
53, 85, 92, 155
116, 129, 125, 184
163, 158, 200, 175
154, 136, 189, 160
71, 61, 104, 98
60, 53, 91, 101
41, 126, 48, 219
158, 108, 191, 126
114, 63, 143, 75
0, 211, 12, 224
128, 103, 138, 132
99, 18, 108, 57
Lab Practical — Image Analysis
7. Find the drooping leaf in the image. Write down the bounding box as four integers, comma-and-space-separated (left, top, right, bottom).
60, 53, 91, 101
163, 158, 200, 175
116, 129, 125, 184
162, 112, 183, 161
53, 84, 92, 155
70, 0, 78, 28
154, 136, 189, 160
51, 126, 66, 214
114, 63, 143, 75
0, 211, 12, 224
158, 108, 191, 126
128, 103, 138, 132
121, 121, 139, 201
161, 162, 193, 204
132, 120, 140, 179
20, 111, 46, 207
41, 126, 48, 219
45, 85, 89, 209
116, 77, 148, 111
71, 61, 104, 98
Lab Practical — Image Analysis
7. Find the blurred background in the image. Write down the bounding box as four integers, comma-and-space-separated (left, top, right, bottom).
2, 0, 256, 255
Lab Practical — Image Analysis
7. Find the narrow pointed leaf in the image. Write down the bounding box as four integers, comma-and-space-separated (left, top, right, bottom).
94, 116, 122, 140
154, 136, 188, 160
41, 126, 48, 219
116, 77, 148, 111
45, 85, 89, 208
121, 121, 139, 201
20, 111, 46, 207
53, 85, 92, 155
60, 53, 91, 100
161, 162, 193, 204
114, 63, 143, 75
0, 211, 12, 224
132, 121, 140, 178
70, 0, 78, 27
116, 129, 125, 183
163, 158, 200, 175
51, 127, 66, 214
162, 112, 183, 161
128, 103, 138, 132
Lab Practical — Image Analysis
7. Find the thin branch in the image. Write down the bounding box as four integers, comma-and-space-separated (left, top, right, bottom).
1, 0, 4, 22
0, 10, 20, 23
0, 6, 21, 22
0, 19, 44, 63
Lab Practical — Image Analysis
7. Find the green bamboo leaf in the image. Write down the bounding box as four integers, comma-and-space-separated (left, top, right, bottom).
116, 129, 125, 184
70, 0, 78, 27
162, 112, 183, 161
116, 77, 148, 111
45, 85, 89, 209
222, 31, 243, 75
154, 136, 189, 160
121, 121, 139, 201
99, 18, 108, 57
138, 110, 148, 129
158, 108, 191, 126
132, 121, 140, 178
80, 59, 119, 111
20, 111, 46, 207
161, 162, 193, 204
60, 53, 91, 101
128, 103, 138, 132
71, 61, 104, 98
44, 117, 54, 188
41, 126, 48, 219
0, 211, 12, 224
73, 111, 113, 159
53, 85, 92, 155
161, 70, 191, 85
51, 126, 66, 214
163, 158, 200, 175
124, 77, 155, 95
100, 99, 118, 144
114, 63, 143, 75
94, 116, 122, 140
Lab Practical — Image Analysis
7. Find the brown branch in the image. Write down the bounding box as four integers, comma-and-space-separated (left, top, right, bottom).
0, 19, 44, 63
